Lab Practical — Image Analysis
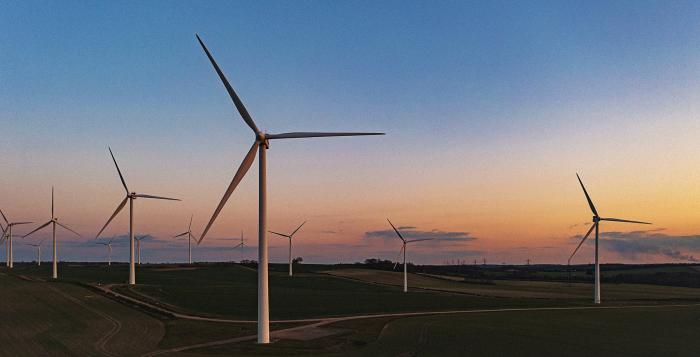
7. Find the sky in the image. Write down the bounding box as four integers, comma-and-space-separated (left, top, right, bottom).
2, 1, 700, 265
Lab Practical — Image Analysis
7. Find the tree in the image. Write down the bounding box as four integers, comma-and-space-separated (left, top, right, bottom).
292, 257, 303, 264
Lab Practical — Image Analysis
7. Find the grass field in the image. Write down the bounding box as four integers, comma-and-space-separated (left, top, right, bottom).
14, 263, 576, 320
338, 304, 700, 357
0, 271, 164, 355
325, 268, 700, 301
4, 263, 700, 356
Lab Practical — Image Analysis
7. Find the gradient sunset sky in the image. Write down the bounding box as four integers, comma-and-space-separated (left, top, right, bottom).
2, 1, 700, 265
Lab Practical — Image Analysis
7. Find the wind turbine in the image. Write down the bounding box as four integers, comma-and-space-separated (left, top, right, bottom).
195, 34, 384, 343
0, 210, 32, 268
95, 148, 180, 284
569, 173, 651, 304
232, 230, 246, 262
22, 188, 81, 279
26, 239, 47, 266
173, 214, 196, 264
1, 221, 6, 262
135, 235, 148, 265
269, 221, 306, 276
97, 236, 116, 266
387, 219, 433, 292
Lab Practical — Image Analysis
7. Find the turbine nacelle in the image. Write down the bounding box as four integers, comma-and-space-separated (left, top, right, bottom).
592, 216, 600, 223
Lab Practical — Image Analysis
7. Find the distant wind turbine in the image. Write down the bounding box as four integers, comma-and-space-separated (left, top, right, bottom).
569, 173, 651, 304
387, 219, 433, 293
194, 34, 384, 343
232, 230, 246, 262
173, 214, 196, 264
135, 235, 148, 265
0, 210, 32, 268
269, 221, 306, 276
95, 148, 180, 284
0, 221, 6, 261
97, 236, 117, 266
26, 239, 47, 266
22, 188, 81, 279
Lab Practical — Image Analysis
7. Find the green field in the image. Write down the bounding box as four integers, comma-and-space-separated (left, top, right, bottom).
3, 263, 700, 356
339, 305, 700, 357
326, 268, 700, 301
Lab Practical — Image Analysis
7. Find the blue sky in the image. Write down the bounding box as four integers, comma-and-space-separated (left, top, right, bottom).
2, 1, 700, 264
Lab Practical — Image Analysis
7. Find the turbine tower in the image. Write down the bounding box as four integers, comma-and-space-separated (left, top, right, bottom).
0, 210, 32, 268
387, 219, 433, 292
195, 34, 384, 343
22, 188, 81, 279
569, 173, 651, 304
173, 214, 196, 264
269, 221, 306, 276
26, 239, 46, 266
95, 148, 180, 284
97, 236, 116, 266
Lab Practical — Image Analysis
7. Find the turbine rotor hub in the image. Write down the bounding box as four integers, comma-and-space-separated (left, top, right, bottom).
256, 133, 270, 148
593, 216, 600, 222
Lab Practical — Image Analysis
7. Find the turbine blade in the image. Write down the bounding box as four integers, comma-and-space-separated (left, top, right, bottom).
173, 232, 189, 238
56, 222, 81, 237
406, 238, 434, 243
600, 217, 652, 225
199, 141, 258, 243
267, 132, 385, 140
387, 219, 405, 241
134, 194, 180, 201
268, 231, 290, 238
95, 197, 128, 238
393, 245, 404, 270
12, 222, 33, 226
22, 221, 52, 239
195, 34, 260, 135
51, 186, 54, 218
109, 147, 129, 194
568, 224, 596, 263
576, 173, 598, 216
290, 221, 307, 237
0, 210, 8, 225
188, 214, 193, 231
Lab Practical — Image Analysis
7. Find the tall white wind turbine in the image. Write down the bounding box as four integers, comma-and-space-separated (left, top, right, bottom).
95, 148, 180, 284
195, 34, 384, 343
569, 173, 651, 304
26, 239, 47, 266
22, 188, 81, 279
173, 214, 196, 264
97, 236, 116, 266
387, 219, 433, 293
0, 210, 32, 268
269, 221, 306, 276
